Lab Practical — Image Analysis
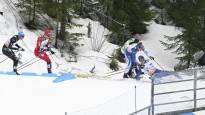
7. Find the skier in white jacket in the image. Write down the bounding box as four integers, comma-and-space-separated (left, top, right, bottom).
138, 55, 171, 78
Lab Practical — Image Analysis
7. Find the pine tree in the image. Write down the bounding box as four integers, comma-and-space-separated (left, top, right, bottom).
53, 0, 84, 56
97, 0, 153, 46
161, 0, 205, 69
16, 0, 43, 29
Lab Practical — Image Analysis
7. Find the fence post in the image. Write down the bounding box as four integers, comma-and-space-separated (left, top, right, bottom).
150, 77, 155, 115
135, 85, 137, 112
193, 70, 197, 111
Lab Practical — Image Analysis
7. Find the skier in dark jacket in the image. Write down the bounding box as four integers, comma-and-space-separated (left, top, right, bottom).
2, 32, 25, 75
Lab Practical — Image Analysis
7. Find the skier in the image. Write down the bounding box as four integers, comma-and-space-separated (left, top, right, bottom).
138, 55, 171, 78
121, 34, 140, 55
121, 34, 140, 78
198, 50, 205, 66
123, 41, 148, 78
34, 30, 55, 73
2, 32, 25, 75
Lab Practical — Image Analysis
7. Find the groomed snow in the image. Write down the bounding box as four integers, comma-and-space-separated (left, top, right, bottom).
1, 0, 204, 115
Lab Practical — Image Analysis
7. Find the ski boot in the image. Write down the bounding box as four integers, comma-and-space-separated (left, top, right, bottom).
47, 64, 52, 73
48, 68, 52, 73
123, 73, 129, 78
14, 69, 20, 75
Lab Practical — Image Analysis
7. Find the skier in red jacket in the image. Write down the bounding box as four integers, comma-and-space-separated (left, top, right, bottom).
34, 30, 55, 73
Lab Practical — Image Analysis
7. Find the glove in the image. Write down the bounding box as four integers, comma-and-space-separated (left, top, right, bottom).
149, 56, 154, 60
40, 47, 47, 52
132, 63, 138, 68
50, 50, 55, 54
139, 64, 145, 69
18, 48, 25, 51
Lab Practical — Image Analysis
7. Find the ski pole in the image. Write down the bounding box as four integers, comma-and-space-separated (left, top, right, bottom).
0, 50, 20, 63
50, 53, 60, 68
153, 59, 165, 71
0, 57, 8, 63
17, 53, 53, 71
17, 57, 37, 69
144, 51, 165, 70
17, 58, 41, 71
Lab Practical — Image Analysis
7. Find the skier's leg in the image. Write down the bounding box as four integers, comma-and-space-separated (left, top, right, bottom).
135, 68, 143, 80
40, 53, 52, 73
13, 58, 19, 75
123, 52, 131, 78
47, 63, 52, 73
2, 48, 19, 74
36, 52, 52, 73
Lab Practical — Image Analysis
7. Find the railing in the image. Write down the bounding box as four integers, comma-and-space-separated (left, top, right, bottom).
130, 67, 205, 115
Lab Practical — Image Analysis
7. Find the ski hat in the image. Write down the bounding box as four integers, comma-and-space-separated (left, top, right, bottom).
18, 31, 25, 39
138, 55, 145, 62
136, 42, 145, 50
44, 30, 52, 38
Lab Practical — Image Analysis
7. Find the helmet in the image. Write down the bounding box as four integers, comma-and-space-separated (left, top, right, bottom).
44, 30, 51, 38
138, 55, 145, 62
137, 42, 144, 50
18, 31, 25, 39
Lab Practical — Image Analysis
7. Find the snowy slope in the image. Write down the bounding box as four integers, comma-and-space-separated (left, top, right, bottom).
0, 1, 146, 115
1, 0, 204, 115
142, 22, 181, 70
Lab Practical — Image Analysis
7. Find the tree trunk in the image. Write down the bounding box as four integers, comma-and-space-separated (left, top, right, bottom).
55, 0, 60, 48
28, 0, 32, 21
55, 17, 60, 48
32, 0, 36, 24
59, 0, 67, 41
187, 46, 191, 68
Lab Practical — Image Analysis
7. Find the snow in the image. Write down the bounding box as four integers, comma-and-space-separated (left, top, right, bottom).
142, 22, 181, 70
0, 0, 204, 115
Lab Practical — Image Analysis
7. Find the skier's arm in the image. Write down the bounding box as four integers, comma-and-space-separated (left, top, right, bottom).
39, 39, 49, 52
47, 44, 55, 54
143, 61, 157, 76
15, 44, 21, 48
8, 37, 19, 50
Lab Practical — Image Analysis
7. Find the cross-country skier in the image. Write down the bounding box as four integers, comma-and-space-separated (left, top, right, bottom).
123, 41, 149, 78
121, 34, 140, 78
121, 34, 140, 55
138, 55, 171, 78
34, 29, 55, 73
2, 32, 25, 75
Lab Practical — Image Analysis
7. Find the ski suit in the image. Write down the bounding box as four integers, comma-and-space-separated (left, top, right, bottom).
124, 42, 149, 78
121, 38, 139, 55
2, 35, 24, 73
122, 38, 140, 78
140, 60, 171, 78
34, 36, 52, 73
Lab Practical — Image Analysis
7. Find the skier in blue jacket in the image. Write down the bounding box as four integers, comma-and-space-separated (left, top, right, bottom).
123, 41, 149, 78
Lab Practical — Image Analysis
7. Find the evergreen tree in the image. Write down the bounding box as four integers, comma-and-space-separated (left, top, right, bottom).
161, 0, 205, 69
16, 0, 43, 29
97, 0, 153, 45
